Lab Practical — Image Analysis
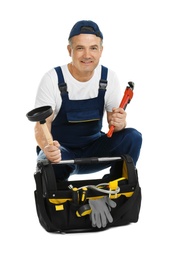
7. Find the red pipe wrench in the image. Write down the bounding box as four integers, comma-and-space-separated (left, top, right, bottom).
107, 81, 134, 138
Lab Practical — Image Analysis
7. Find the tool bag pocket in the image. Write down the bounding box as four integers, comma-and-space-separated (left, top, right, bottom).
34, 154, 141, 233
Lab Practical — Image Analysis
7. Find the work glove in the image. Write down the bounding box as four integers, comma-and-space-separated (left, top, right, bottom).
88, 196, 116, 228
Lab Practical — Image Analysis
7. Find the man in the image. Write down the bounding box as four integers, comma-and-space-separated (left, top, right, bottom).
34, 20, 142, 181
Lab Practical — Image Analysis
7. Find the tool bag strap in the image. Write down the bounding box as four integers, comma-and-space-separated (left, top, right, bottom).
37, 160, 57, 192
121, 154, 138, 184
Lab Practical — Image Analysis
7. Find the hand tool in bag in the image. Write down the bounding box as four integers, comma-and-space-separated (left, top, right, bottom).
70, 186, 79, 205
107, 81, 134, 138
68, 164, 121, 219
71, 177, 120, 223
76, 187, 91, 217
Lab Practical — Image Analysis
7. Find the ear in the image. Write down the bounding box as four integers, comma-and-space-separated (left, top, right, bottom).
67, 45, 71, 57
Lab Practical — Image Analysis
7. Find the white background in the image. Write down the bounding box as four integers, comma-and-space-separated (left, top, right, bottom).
1, 0, 168, 259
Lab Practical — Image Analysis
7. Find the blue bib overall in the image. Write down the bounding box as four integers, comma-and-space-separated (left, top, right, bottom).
51, 66, 108, 149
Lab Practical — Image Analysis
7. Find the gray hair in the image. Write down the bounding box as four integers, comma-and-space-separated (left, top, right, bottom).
68, 38, 103, 47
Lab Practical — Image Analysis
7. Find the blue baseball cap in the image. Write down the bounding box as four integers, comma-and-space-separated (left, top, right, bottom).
68, 20, 103, 40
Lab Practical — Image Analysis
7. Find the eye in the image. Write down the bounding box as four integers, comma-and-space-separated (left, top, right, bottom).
76, 46, 84, 50
91, 46, 98, 50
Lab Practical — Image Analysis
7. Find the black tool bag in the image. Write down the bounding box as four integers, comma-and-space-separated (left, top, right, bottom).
34, 154, 141, 233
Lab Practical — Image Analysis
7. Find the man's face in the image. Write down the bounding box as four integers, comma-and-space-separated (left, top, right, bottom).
67, 34, 103, 74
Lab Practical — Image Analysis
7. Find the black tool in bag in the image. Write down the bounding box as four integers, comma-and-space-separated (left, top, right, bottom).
34, 154, 141, 233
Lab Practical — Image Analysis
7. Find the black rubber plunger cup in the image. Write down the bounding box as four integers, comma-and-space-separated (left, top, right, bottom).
26, 106, 53, 145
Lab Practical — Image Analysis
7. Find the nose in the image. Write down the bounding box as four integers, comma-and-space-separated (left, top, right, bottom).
83, 48, 91, 58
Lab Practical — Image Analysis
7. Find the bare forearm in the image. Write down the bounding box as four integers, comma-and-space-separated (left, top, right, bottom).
34, 122, 51, 151
34, 121, 61, 163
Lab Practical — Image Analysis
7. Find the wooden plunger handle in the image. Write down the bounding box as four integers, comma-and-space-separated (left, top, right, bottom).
40, 123, 53, 145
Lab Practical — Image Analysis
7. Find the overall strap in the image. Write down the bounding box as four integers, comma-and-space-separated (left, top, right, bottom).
54, 66, 67, 93
99, 65, 108, 89
54, 65, 108, 92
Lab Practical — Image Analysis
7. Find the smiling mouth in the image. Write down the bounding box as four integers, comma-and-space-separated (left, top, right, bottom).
81, 60, 93, 64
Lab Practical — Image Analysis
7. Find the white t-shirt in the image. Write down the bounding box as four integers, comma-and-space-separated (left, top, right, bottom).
35, 64, 122, 120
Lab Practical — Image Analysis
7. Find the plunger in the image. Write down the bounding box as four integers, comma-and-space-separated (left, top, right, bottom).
26, 106, 122, 165
26, 106, 53, 145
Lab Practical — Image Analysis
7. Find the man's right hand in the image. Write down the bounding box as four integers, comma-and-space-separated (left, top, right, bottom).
44, 141, 61, 163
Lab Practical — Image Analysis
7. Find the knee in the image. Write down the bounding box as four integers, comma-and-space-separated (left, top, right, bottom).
125, 128, 142, 149
126, 128, 142, 157
121, 128, 142, 165
127, 128, 142, 148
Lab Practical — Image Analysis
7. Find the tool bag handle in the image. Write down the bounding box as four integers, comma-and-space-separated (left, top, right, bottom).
36, 154, 137, 193
56, 156, 122, 164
